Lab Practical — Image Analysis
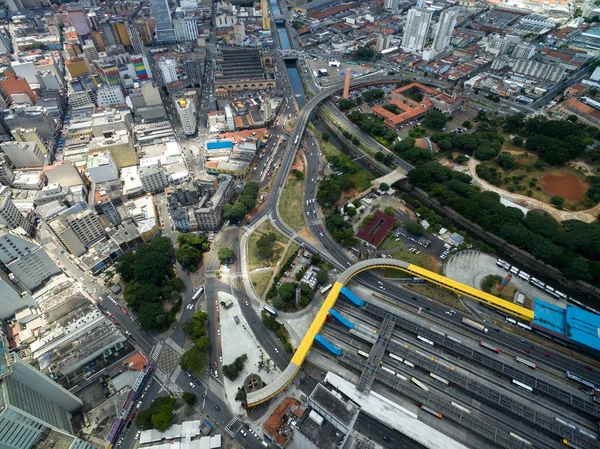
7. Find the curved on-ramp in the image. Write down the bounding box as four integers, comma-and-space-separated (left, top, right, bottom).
246, 258, 534, 407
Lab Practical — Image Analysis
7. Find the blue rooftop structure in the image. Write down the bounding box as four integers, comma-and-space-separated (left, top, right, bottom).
532, 299, 600, 355
314, 334, 342, 356
329, 309, 355, 329
206, 141, 233, 150
339, 287, 365, 307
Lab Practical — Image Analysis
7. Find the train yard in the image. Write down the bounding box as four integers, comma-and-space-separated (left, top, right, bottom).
312, 285, 600, 449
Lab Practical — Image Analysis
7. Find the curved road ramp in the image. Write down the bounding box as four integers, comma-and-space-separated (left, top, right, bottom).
246, 258, 532, 407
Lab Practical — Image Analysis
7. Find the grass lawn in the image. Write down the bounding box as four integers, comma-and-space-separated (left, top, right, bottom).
251, 269, 273, 297
247, 221, 286, 271
390, 247, 440, 273
383, 268, 410, 278
408, 284, 469, 312
280, 242, 300, 268
310, 123, 374, 191
280, 178, 305, 231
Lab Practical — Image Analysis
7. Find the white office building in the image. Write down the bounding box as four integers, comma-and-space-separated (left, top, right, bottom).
159, 58, 178, 84
96, 84, 126, 107
433, 9, 458, 52
0, 228, 60, 290
87, 153, 120, 183
175, 97, 196, 135
140, 165, 169, 193
0, 141, 46, 168
401, 8, 433, 53
0, 350, 87, 449
0, 189, 32, 234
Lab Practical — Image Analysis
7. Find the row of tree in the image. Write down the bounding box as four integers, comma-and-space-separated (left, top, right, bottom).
116, 238, 185, 331
223, 181, 260, 224
179, 312, 210, 376
407, 162, 600, 284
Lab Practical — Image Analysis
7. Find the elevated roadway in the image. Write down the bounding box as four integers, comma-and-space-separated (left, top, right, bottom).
247, 258, 532, 406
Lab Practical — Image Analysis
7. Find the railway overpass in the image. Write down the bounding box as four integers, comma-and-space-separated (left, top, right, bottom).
246, 258, 533, 407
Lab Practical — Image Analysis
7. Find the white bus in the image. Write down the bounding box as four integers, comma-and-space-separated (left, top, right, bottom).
512, 379, 533, 392
403, 360, 415, 368
451, 402, 471, 414
410, 377, 429, 392
381, 366, 396, 376
430, 373, 449, 386
357, 349, 369, 358
263, 305, 278, 317
389, 353, 403, 363
514, 356, 536, 369
509, 432, 532, 446
319, 284, 333, 295
417, 335, 434, 346
517, 322, 532, 331
191, 287, 204, 301
505, 317, 517, 325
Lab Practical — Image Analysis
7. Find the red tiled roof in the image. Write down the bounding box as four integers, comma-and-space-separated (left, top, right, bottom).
356, 210, 397, 247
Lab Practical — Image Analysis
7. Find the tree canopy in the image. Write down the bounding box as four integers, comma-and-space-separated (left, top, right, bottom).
218, 247, 235, 262
256, 232, 277, 260
180, 348, 207, 376
222, 354, 248, 380
422, 111, 447, 130
175, 233, 211, 271
117, 238, 184, 330
223, 182, 260, 224
135, 396, 176, 431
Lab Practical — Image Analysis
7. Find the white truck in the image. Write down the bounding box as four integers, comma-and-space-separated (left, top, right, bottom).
462, 317, 488, 333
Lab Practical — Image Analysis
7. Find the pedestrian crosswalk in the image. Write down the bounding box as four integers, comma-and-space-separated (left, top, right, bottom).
292, 370, 306, 386
170, 365, 182, 382
225, 417, 241, 437
150, 342, 164, 361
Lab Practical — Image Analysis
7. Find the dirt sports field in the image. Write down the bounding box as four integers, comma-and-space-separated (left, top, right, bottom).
539, 169, 590, 201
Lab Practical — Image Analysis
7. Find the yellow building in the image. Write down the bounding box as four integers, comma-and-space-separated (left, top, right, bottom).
66, 57, 89, 78
261, 0, 270, 30
92, 31, 105, 52
112, 22, 132, 47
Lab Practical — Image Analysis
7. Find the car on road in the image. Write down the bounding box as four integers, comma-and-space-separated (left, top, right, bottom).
382, 436, 391, 442
525, 349, 532, 354
214, 405, 220, 411
114, 320, 120, 325
217, 329, 221, 336
544, 353, 550, 358
586, 366, 593, 371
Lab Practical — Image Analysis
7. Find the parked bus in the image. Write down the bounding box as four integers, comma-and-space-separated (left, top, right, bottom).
389, 353, 403, 363
430, 373, 449, 386
403, 360, 415, 368
517, 322, 532, 331
319, 284, 333, 295
263, 305, 278, 317
417, 335, 434, 346
421, 405, 442, 418
479, 341, 500, 353
505, 317, 517, 325
191, 287, 204, 301
514, 356, 536, 369
512, 379, 533, 392
410, 377, 429, 392
509, 432, 532, 446
566, 371, 596, 390
357, 349, 369, 358
451, 402, 471, 414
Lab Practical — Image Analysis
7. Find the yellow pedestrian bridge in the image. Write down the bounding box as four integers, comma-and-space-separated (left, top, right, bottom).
246, 258, 533, 407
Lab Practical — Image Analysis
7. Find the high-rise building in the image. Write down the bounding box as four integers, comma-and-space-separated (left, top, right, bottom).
261, 0, 270, 30
2, 106, 59, 139
433, 9, 458, 52
0, 155, 15, 186
10, 127, 48, 156
0, 188, 33, 234
182, 59, 203, 87
384, 0, 399, 10
175, 97, 196, 135
82, 43, 99, 64
401, 8, 433, 53
0, 228, 60, 290
158, 58, 178, 84
233, 21, 246, 45
0, 348, 85, 449
0, 141, 46, 168
96, 84, 126, 107
150, 0, 176, 43
127, 22, 145, 55
140, 165, 169, 193
137, 18, 156, 45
